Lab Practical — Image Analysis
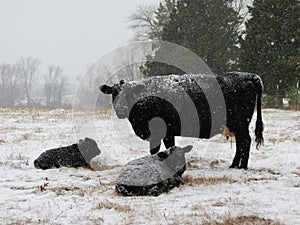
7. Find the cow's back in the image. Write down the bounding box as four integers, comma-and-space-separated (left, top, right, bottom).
128, 72, 259, 139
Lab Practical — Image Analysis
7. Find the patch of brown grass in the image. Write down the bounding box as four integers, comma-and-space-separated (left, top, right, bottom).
186, 156, 207, 169
209, 159, 226, 168
90, 164, 120, 171
95, 200, 132, 212
21, 133, 30, 140
249, 168, 281, 175
94, 108, 112, 114
6, 152, 29, 161
183, 175, 237, 186
209, 215, 284, 225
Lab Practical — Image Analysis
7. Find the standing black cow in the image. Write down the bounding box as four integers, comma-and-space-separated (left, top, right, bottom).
100, 72, 264, 169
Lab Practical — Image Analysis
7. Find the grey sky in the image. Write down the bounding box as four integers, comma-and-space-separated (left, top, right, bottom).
0, 0, 160, 82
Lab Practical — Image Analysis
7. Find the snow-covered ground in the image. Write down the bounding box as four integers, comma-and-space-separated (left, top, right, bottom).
0, 107, 299, 224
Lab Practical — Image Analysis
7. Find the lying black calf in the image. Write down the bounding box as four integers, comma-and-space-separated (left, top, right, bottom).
34, 137, 101, 170
115, 145, 192, 196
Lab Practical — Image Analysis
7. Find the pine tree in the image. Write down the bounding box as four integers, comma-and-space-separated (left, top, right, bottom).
240, 0, 300, 95
143, 0, 241, 76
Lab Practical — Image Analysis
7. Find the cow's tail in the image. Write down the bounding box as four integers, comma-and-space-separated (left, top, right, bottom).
254, 75, 264, 149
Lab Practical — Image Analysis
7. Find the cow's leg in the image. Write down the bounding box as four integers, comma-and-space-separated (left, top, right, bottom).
229, 145, 241, 169
238, 132, 251, 169
163, 136, 175, 149
230, 129, 251, 169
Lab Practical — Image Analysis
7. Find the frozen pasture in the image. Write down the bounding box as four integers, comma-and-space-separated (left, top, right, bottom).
0, 107, 299, 224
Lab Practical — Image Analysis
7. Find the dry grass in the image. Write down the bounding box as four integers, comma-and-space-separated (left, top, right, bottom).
169, 211, 283, 225
90, 163, 120, 171
21, 133, 30, 140
268, 136, 290, 145
249, 168, 281, 175
95, 200, 132, 212
184, 210, 284, 225
183, 175, 237, 186
94, 108, 112, 114
207, 215, 284, 225
2, 218, 51, 225
6, 152, 29, 161
187, 156, 208, 169
209, 159, 226, 168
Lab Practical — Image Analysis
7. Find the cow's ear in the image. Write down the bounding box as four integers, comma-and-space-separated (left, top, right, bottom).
182, 145, 193, 153
131, 83, 145, 95
100, 85, 113, 94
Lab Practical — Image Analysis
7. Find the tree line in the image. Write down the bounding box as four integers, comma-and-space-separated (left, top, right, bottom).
0, 57, 68, 107
129, 0, 300, 103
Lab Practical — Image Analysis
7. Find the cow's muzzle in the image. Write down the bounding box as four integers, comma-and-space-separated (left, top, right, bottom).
115, 108, 128, 119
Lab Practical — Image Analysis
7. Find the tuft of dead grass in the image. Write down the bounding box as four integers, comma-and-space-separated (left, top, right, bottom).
91, 164, 120, 171
94, 108, 112, 114
186, 156, 208, 169
95, 200, 132, 212
205, 215, 284, 225
249, 168, 281, 175
183, 175, 237, 186
6, 152, 29, 162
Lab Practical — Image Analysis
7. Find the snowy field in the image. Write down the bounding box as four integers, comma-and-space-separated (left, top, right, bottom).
0, 107, 299, 224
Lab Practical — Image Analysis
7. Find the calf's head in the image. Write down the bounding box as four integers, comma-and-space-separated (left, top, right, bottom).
157, 145, 193, 176
78, 137, 101, 163
100, 80, 144, 118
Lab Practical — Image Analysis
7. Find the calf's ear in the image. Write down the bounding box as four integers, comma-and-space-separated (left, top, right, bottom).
183, 145, 193, 153
100, 85, 113, 94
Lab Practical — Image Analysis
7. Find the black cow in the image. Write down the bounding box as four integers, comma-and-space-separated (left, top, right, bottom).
100, 72, 264, 169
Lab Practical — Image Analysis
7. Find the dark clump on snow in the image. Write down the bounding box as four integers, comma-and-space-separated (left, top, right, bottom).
34, 137, 101, 170
115, 145, 192, 196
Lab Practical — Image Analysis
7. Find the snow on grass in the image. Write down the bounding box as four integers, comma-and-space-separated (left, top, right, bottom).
0, 107, 299, 224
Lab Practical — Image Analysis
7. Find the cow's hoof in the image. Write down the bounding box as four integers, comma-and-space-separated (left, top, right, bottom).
229, 164, 239, 169
239, 166, 248, 170
229, 165, 248, 170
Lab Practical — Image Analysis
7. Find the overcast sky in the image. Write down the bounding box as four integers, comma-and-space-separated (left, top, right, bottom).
0, 0, 160, 83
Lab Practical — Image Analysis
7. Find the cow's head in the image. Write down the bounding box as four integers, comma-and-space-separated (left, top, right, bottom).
100, 80, 145, 119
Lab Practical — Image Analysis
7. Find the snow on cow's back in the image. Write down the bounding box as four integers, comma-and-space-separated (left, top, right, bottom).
134, 74, 223, 95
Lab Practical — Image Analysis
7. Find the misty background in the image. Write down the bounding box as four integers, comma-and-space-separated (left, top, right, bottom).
0, 0, 299, 108
0, 0, 160, 106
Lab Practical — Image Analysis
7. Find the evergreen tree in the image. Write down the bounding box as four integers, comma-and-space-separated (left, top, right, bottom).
150, 0, 177, 40
143, 0, 241, 76
240, 0, 300, 95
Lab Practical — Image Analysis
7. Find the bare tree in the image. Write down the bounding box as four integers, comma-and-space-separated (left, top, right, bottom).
44, 65, 67, 107
128, 1, 177, 41
128, 4, 157, 40
113, 46, 145, 81
0, 63, 20, 106
17, 57, 40, 106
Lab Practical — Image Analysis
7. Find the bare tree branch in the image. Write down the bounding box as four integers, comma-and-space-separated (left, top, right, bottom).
44, 65, 67, 107
128, 4, 157, 40
17, 57, 40, 106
